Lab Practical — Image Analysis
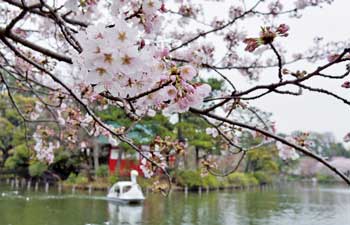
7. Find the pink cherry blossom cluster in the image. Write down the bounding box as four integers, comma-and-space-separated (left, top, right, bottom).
110, 0, 164, 35
276, 137, 300, 160
140, 136, 185, 178
140, 151, 165, 178
72, 16, 211, 115
293, 132, 314, 148
33, 127, 60, 164
73, 20, 160, 98
276, 132, 317, 160
56, 104, 122, 146
173, 42, 215, 66
161, 78, 212, 114
206, 127, 219, 138
63, 0, 100, 21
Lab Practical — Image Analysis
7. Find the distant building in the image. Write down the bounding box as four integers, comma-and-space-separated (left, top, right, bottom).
108, 145, 143, 176
89, 122, 154, 177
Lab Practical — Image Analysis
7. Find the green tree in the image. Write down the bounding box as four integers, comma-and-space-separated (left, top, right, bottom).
0, 94, 33, 171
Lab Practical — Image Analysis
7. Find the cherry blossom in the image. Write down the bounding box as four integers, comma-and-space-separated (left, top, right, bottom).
206, 127, 219, 138
276, 137, 300, 160
243, 24, 289, 52
33, 128, 60, 164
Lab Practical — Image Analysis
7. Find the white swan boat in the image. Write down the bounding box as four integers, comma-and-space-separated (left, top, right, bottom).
107, 170, 145, 204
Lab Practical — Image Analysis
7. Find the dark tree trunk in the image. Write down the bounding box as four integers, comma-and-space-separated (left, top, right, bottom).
195, 147, 199, 168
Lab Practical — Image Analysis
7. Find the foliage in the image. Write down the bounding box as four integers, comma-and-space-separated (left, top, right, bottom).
65, 173, 77, 184
253, 171, 273, 185
176, 113, 221, 156
316, 174, 337, 183
135, 114, 176, 144
65, 173, 89, 185
97, 107, 131, 126
29, 161, 48, 177
175, 170, 203, 188
108, 173, 119, 185
4, 157, 17, 170
227, 173, 246, 186
227, 172, 258, 187
246, 174, 259, 186
0, 95, 32, 168
245, 143, 279, 174
137, 176, 154, 188
0, 117, 15, 150
52, 147, 96, 179
201, 174, 220, 188
97, 108, 176, 145
175, 170, 220, 188
75, 174, 89, 185
201, 78, 225, 92
4, 144, 30, 170
96, 165, 109, 178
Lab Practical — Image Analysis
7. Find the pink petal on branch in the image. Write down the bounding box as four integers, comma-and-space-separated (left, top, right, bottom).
327, 54, 340, 63
243, 38, 260, 52
276, 24, 290, 37
341, 81, 350, 88
344, 133, 350, 142
179, 65, 197, 81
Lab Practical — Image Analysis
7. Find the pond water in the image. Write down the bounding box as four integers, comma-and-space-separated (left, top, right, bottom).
0, 182, 350, 225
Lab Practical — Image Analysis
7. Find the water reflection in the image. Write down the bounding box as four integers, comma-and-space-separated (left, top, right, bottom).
0, 183, 350, 225
108, 202, 143, 225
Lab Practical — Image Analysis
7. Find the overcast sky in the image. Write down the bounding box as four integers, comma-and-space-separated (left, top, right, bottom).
200, 1, 350, 141
253, 1, 350, 141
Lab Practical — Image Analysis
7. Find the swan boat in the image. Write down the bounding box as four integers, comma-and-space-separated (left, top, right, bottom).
107, 170, 145, 204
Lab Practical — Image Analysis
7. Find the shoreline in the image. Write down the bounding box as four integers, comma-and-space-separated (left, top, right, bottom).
0, 177, 272, 193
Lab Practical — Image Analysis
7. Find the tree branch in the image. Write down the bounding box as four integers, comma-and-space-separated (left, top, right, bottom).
190, 107, 350, 185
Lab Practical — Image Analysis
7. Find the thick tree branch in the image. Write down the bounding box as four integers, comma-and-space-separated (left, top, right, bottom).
0, 30, 73, 63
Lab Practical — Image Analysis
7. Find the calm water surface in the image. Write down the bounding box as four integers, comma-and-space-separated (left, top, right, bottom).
0, 182, 349, 225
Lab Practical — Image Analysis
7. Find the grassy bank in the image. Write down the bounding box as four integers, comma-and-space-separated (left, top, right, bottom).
174, 170, 273, 190
60, 169, 274, 191
1, 167, 275, 192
